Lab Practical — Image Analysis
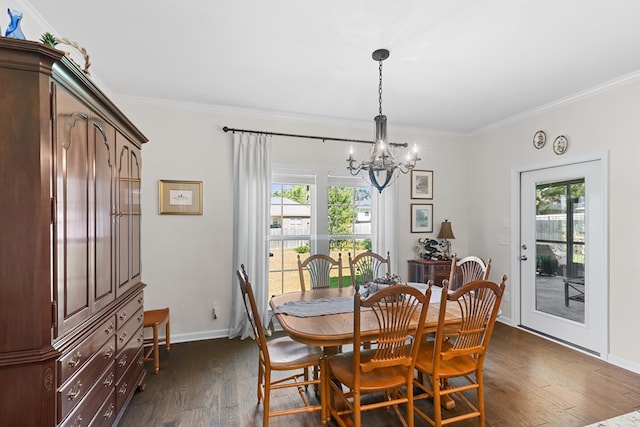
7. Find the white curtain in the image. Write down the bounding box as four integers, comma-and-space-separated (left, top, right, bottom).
229, 133, 271, 339
372, 179, 398, 275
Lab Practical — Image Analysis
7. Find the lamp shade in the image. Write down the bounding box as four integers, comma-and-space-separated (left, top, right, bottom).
437, 219, 455, 239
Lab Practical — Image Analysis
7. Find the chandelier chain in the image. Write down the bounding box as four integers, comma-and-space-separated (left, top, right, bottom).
378, 59, 383, 116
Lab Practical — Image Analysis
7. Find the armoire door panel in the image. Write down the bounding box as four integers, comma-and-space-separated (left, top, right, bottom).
116, 133, 142, 296
116, 139, 131, 294
92, 119, 116, 312
130, 146, 142, 281
55, 87, 91, 336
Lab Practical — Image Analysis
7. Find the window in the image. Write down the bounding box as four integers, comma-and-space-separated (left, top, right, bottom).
269, 182, 311, 296
269, 172, 372, 296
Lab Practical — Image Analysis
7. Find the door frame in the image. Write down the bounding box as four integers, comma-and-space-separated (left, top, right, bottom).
509, 152, 609, 359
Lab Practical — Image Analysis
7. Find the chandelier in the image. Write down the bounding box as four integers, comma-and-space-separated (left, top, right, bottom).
347, 48, 420, 193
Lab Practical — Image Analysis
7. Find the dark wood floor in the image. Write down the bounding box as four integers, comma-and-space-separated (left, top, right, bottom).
118, 322, 640, 426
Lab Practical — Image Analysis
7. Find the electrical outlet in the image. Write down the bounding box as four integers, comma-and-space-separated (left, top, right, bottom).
212, 301, 219, 320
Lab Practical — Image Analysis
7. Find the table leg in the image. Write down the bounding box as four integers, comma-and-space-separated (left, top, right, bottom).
421, 374, 456, 410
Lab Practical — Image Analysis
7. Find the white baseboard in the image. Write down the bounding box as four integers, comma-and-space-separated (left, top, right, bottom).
607, 354, 640, 376
168, 329, 230, 344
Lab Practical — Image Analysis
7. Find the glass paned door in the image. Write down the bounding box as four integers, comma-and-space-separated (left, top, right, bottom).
520, 160, 606, 356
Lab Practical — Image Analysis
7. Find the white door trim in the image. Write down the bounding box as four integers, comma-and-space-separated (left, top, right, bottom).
509, 151, 609, 360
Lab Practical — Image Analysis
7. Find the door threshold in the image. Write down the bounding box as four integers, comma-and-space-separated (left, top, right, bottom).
517, 324, 600, 357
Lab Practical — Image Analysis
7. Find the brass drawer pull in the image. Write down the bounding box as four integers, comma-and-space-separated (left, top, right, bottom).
118, 382, 128, 396
104, 346, 115, 359
118, 354, 128, 368
105, 323, 115, 335
67, 380, 82, 400
119, 331, 128, 343
103, 372, 114, 387
119, 311, 128, 321
67, 351, 82, 368
71, 415, 83, 427
103, 404, 114, 420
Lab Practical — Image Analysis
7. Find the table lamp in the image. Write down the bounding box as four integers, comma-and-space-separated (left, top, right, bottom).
437, 219, 455, 260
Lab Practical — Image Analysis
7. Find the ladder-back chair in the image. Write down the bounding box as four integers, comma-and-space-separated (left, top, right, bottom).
413, 275, 507, 426
297, 253, 343, 291
449, 255, 492, 290
237, 265, 323, 426
348, 251, 391, 289
328, 283, 433, 426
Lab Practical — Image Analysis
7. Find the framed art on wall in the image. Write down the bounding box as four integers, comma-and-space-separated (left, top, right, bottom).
411, 170, 433, 199
159, 180, 203, 215
411, 203, 433, 233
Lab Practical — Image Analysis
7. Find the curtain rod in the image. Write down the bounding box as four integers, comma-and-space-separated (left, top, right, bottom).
222, 126, 408, 148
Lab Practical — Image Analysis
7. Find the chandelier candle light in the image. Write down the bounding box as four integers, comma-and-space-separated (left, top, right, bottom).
347, 48, 420, 193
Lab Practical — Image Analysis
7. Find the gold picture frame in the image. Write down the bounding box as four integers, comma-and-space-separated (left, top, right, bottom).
159, 180, 203, 215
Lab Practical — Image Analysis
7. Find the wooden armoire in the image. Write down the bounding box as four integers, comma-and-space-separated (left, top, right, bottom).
0, 38, 148, 426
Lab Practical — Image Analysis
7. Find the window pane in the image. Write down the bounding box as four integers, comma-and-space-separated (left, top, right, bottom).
328, 185, 371, 238
269, 182, 312, 296
271, 183, 311, 236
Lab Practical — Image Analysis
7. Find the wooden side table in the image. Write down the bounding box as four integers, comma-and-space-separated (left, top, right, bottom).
407, 259, 452, 287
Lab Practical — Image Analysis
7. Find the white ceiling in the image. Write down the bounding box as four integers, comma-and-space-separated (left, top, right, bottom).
25, 0, 640, 134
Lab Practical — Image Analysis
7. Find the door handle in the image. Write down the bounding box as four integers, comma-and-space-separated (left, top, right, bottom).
520, 255, 528, 261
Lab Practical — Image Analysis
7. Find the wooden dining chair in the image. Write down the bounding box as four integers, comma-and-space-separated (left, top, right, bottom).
413, 275, 507, 427
448, 255, 492, 290
348, 251, 391, 289
297, 253, 343, 291
327, 283, 433, 427
237, 265, 323, 427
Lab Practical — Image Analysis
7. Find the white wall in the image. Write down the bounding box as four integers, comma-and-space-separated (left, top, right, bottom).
467, 79, 640, 372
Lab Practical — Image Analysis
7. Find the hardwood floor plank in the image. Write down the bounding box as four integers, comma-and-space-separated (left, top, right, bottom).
118, 322, 640, 426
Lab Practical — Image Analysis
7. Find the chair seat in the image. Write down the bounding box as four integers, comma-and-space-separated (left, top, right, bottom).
329, 349, 409, 392
414, 341, 478, 377
268, 336, 324, 369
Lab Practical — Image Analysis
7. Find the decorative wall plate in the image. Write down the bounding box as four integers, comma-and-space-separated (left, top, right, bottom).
553, 135, 568, 155
533, 130, 546, 149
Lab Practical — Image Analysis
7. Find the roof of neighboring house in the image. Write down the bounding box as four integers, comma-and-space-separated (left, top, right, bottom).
271, 197, 310, 217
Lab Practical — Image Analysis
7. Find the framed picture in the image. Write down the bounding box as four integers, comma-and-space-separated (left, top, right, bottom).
411, 203, 433, 233
411, 170, 433, 199
159, 180, 203, 215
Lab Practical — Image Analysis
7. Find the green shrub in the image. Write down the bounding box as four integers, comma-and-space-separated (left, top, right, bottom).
294, 244, 310, 254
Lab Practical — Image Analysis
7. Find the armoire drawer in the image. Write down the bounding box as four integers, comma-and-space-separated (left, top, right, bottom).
116, 307, 144, 353
116, 292, 144, 329
116, 323, 144, 380
59, 365, 115, 427
57, 336, 117, 422
115, 346, 144, 412
88, 389, 117, 427
58, 315, 116, 384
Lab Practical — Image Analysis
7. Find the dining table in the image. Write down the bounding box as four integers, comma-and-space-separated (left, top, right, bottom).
269, 283, 463, 424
